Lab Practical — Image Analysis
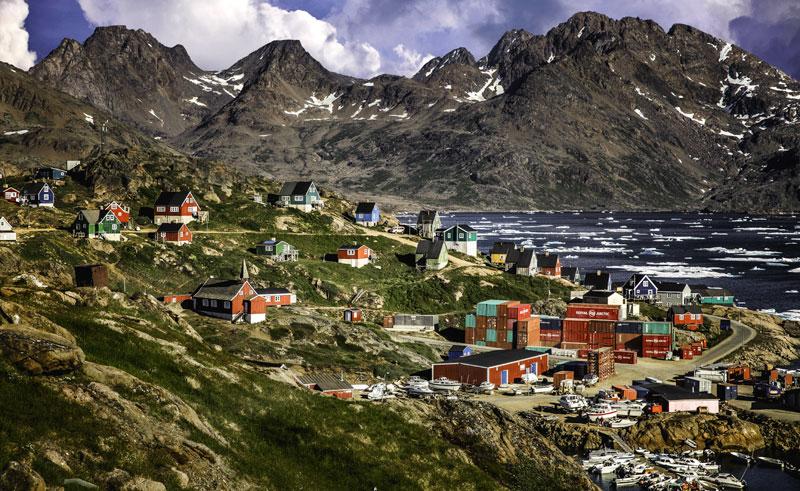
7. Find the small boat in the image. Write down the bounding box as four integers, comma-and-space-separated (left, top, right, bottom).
560, 394, 589, 412
429, 377, 461, 392
700, 473, 746, 489
685, 439, 697, 449
609, 418, 637, 429
407, 386, 434, 398
366, 384, 395, 401
404, 376, 429, 389
757, 456, 785, 469
505, 387, 524, 396
530, 383, 555, 394
585, 403, 618, 422
477, 381, 495, 392
728, 451, 753, 463
582, 373, 599, 386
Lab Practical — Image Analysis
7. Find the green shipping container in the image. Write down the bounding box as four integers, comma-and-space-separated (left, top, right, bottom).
486, 328, 497, 342
643, 321, 672, 335
476, 300, 508, 318
476, 341, 486, 346
465, 314, 476, 328
506, 330, 514, 343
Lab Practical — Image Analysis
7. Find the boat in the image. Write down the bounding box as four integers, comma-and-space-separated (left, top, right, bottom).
530, 383, 555, 394
407, 386, 434, 398
477, 381, 495, 392
757, 456, 785, 469
727, 451, 753, 464
609, 418, 637, 429
699, 473, 746, 489
505, 387, 524, 396
429, 377, 461, 392
585, 403, 619, 422
366, 384, 396, 401
559, 394, 589, 412
685, 439, 697, 449
582, 373, 599, 386
404, 376, 429, 389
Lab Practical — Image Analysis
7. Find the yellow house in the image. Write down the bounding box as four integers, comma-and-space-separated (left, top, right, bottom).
490, 242, 516, 267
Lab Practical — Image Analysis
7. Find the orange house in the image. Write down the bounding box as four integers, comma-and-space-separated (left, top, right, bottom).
669, 305, 703, 330
156, 222, 192, 245
3, 187, 20, 204
337, 243, 371, 268
154, 191, 200, 225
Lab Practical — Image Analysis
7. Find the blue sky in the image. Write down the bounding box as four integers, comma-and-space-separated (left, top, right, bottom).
1, 0, 799, 79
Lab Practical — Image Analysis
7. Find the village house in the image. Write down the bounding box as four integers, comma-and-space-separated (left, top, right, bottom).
192, 260, 259, 322
34, 167, 67, 180
337, 243, 372, 268
72, 209, 122, 241
669, 305, 704, 330
536, 252, 561, 277
415, 239, 449, 271
489, 242, 517, 268
3, 187, 20, 204
583, 270, 612, 291
654, 281, 692, 307
255, 238, 298, 261
447, 345, 473, 360
581, 290, 625, 305
384, 314, 439, 332
0, 217, 16, 242
510, 248, 537, 276
274, 181, 323, 212
105, 201, 131, 227
643, 383, 719, 414
437, 224, 478, 257
354, 202, 380, 226
623, 274, 657, 301
256, 287, 297, 306
298, 373, 354, 400
156, 222, 192, 245
432, 350, 549, 386
416, 210, 441, 239
153, 191, 201, 225
692, 286, 735, 306
561, 266, 581, 283
21, 182, 54, 207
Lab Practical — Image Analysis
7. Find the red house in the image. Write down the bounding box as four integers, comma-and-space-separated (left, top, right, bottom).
154, 191, 200, 225
105, 201, 130, 225
192, 260, 256, 321
256, 287, 296, 306
536, 252, 561, 277
156, 222, 192, 245
668, 305, 703, 331
3, 187, 20, 204
337, 243, 371, 268
432, 350, 549, 386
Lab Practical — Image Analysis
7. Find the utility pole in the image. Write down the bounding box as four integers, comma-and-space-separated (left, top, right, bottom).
100, 120, 108, 153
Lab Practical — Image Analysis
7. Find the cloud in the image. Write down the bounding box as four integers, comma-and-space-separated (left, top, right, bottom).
0, 0, 36, 70
730, 0, 800, 79
76, 0, 381, 77
392, 44, 434, 76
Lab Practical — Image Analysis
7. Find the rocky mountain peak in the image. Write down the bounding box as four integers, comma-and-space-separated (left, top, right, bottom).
413, 47, 476, 81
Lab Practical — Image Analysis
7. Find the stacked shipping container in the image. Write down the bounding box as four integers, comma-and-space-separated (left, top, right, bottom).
587, 347, 615, 381
465, 300, 539, 349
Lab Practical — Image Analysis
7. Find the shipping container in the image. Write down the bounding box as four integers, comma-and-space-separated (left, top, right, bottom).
566, 304, 623, 321
486, 328, 497, 342
616, 321, 644, 334
615, 333, 642, 353
561, 342, 589, 350
506, 330, 514, 343
613, 350, 638, 364
589, 320, 616, 333
562, 318, 590, 343
642, 321, 672, 335
465, 314, 476, 328
717, 383, 738, 401
612, 385, 638, 401
577, 349, 590, 359
540, 316, 562, 330
642, 334, 672, 347
476, 300, 508, 317
558, 361, 588, 379
553, 371, 574, 387
508, 303, 531, 320
681, 376, 712, 394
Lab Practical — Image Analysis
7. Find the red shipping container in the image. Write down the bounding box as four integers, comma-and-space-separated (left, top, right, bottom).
642, 334, 672, 347
561, 342, 588, 350
577, 349, 590, 358
566, 304, 623, 321
465, 329, 476, 345
508, 304, 531, 320
589, 320, 617, 333
613, 350, 638, 364
562, 318, 589, 344
553, 371, 574, 387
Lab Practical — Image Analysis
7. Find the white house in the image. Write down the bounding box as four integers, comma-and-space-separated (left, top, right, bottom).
0, 217, 16, 241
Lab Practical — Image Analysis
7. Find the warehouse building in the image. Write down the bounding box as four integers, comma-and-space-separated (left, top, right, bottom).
432, 350, 549, 386
645, 383, 719, 414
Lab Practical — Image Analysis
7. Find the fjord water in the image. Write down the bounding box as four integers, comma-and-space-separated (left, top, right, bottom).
408, 212, 800, 317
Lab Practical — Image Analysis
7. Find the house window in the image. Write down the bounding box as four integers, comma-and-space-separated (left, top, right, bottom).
202, 299, 209, 307
224, 301, 230, 309
42, 194, 49, 200
156, 206, 166, 212
170, 206, 179, 212
643, 280, 649, 287
111, 224, 117, 231
210, 300, 217, 307
459, 233, 465, 239
188, 206, 197, 213
293, 195, 303, 202
347, 250, 355, 256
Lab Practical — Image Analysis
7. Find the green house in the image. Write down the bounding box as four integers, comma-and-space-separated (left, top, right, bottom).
697, 287, 735, 306
438, 224, 478, 257
72, 209, 122, 241
255, 238, 298, 261
415, 239, 448, 271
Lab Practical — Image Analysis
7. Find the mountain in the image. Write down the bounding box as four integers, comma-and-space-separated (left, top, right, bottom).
0, 60, 155, 169
31, 26, 242, 137
30, 13, 800, 211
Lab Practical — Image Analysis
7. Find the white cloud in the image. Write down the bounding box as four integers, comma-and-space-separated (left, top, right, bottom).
392, 44, 434, 76
77, 0, 382, 77
0, 0, 36, 70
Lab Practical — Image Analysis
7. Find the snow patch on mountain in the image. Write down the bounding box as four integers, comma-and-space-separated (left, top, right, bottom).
284, 92, 340, 117
719, 43, 732, 62
675, 107, 706, 125
184, 96, 207, 107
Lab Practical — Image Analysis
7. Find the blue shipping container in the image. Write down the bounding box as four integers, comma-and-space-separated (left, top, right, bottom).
616, 321, 643, 334
540, 317, 563, 330
717, 383, 738, 401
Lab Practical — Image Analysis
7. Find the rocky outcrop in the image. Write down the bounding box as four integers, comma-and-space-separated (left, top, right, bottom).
737, 410, 800, 456
0, 461, 46, 491
0, 325, 85, 375
624, 413, 764, 452
521, 412, 604, 454
708, 306, 800, 366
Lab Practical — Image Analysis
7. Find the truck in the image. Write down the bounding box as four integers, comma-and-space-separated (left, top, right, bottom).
754, 382, 782, 400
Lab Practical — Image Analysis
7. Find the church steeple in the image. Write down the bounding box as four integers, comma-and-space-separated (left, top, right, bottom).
240, 259, 250, 281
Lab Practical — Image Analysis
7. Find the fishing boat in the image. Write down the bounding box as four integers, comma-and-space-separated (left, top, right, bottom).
429, 377, 461, 392
559, 394, 589, 412
699, 473, 746, 489
728, 451, 753, 464
366, 384, 396, 401
404, 376, 429, 390
585, 403, 618, 422
609, 418, 637, 429
530, 383, 555, 394
757, 456, 785, 469
407, 386, 434, 398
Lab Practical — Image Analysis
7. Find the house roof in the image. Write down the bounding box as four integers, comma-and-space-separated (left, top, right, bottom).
654, 281, 689, 292
0, 217, 12, 231
355, 202, 377, 214
3, 187, 19, 193
417, 209, 439, 223
583, 271, 611, 290
449, 344, 469, 353
443, 223, 475, 232
696, 286, 734, 297
536, 253, 559, 268
155, 191, 192, 207
339, 243, 367, 251
490, 241, 517, 255
670, 305, 703, 315
193, 278, 249, 301
438, 349, 545, 368
416, 239, 445, 259
561, 266, 580, 278
297, 373, 353, 391
644, 383, 717, 401
157, 222, 187, 233
78, 209, 101, 223
22, 182, 48, 194
624, 274, 653, 289
583, 290, 619, 299
516, 249, 536, 267
256, 288, 291, 295
279, 181, 314, 196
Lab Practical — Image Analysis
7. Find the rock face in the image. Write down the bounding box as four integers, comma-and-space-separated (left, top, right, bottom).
0, 325, 85, 375
0, 461, 46, 491
624, 413, 765, 452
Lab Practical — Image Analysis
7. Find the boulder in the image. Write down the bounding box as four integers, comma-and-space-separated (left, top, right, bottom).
121, 477, 167, 491
0, 326, 85, 375
0, 461, 46, 491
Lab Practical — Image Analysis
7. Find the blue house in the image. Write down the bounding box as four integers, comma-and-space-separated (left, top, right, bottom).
22, 182, 55, 207
623, 274, 657, 300
448, 344, 473, 360
354, 202, 380, 226
35, 167, 67, 180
